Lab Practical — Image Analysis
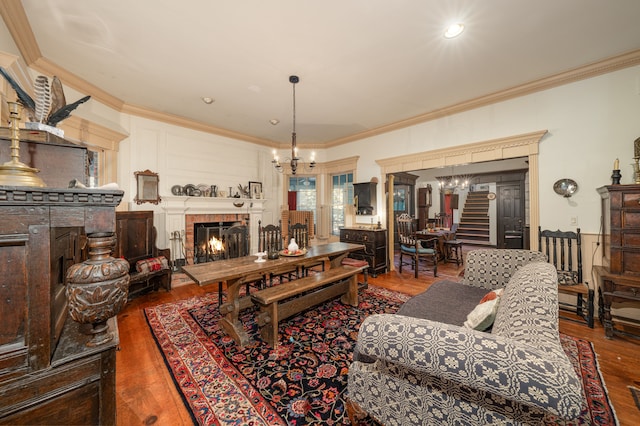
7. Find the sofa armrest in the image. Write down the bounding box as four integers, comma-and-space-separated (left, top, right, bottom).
355, 314, 583, 419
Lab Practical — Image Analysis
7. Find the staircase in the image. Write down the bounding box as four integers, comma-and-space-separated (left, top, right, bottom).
457, 191, 491, 246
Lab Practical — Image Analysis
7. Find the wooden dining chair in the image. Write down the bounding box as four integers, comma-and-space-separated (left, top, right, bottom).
258, 220, 297, 284
397, 213, 438, 278
538, 226, 594, 328
220, 224, 262, 302
435, 212, 452, 229
288, 218, 324, 277
443, 223, 464, 267
258, 220, 283, 254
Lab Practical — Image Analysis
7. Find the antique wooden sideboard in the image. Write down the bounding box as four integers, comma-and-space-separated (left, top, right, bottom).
595, 184, 640, 339
0, 186, 124, 425
339, 227, 388, 277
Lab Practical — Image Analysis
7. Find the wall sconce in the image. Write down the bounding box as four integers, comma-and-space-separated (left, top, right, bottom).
553, 178, 578, 197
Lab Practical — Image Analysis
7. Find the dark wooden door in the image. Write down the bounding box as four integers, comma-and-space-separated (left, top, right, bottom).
497, 183, 524, 249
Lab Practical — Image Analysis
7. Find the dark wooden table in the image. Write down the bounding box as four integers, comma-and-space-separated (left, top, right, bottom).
593, 265, 640, 339
416, 228, 454, 260
182, 242, 365, 345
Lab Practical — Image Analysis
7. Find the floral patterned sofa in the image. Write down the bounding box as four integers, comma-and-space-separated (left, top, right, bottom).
347, 249, 585, 425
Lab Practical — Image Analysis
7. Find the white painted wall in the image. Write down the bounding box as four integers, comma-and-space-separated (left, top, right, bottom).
118, 115, 282, 249
89, 64, 636, 257
325, 65, 640, 237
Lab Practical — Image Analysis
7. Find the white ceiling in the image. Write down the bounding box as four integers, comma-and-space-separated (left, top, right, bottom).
17, 0, 640, 147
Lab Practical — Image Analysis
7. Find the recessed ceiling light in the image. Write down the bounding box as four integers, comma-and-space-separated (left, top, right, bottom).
444, 23, 464, 39
269, 119, 280, 125
202, 97, 215, 104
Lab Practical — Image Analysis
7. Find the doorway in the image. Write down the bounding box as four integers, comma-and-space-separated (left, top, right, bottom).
390, 172, 417, 247
496, 181, 525, 249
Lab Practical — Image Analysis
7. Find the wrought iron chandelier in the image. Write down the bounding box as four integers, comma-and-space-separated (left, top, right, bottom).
272, 75, 316, 175
438, 166, 473, 192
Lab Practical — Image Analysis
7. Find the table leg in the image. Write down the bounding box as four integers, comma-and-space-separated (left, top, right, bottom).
601, 280, 615, 339
329, 254, 346, 269
218, 277, 253, 346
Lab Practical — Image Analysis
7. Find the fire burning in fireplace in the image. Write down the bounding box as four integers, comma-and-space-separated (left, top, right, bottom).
193, 220, 241, 264
208, 236, 224, 255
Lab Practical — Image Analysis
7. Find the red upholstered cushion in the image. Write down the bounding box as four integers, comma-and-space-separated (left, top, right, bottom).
135, 256, 169, 274
341, 258, 368, 267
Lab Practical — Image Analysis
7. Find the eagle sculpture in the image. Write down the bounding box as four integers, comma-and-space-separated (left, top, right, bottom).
0, 66, 90, 127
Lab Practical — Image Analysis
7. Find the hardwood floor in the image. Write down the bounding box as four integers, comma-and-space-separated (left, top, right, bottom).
115, 254, 640, 426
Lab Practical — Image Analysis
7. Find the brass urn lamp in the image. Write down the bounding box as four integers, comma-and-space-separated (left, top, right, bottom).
0, 101, 45, 187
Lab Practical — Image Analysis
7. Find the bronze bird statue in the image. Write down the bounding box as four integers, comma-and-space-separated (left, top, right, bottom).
0, 67, 90, 126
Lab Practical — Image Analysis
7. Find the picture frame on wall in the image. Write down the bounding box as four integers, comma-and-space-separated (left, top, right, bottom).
249, 181, 262, 199
134, 169, 161, 204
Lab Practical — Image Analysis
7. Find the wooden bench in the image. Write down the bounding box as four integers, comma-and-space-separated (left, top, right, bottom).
114, 211, 172, 300
251, 265, 365, 347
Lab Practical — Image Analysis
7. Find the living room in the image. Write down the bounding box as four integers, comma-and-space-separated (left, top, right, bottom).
1, 1, 639, 424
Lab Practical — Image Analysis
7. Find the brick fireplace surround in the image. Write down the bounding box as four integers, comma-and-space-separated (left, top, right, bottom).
161, 196, 267, 264
184, 213, 246, 261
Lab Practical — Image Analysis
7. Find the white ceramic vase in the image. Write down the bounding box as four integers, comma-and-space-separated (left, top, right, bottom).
288, 238, 299, 253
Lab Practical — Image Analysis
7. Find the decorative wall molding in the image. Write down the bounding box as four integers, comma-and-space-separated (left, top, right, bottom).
376, 130, 547, 173
377, 130, 547, 250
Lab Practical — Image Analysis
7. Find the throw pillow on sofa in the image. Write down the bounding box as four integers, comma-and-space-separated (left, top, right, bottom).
135, 256, 169, 274
463, 289, 503, 331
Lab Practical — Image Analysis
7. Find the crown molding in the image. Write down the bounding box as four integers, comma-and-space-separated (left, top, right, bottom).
120, 103, 272, 146
327, 49, 640, 147
0, 0, 40, 64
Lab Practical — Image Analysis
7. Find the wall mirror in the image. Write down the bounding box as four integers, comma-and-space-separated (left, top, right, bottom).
134, 169, 161, 204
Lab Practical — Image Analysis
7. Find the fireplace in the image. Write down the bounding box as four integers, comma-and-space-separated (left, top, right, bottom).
160, 196, 267, 266
193, 221, 240, 263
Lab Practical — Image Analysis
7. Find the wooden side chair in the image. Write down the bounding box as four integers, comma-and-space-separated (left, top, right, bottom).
435, 212, 451, 229
258, 220, 297, 284
222, 224, 249, 259
443, 223, 464, 267
397, 213, 438, 278
288, 218, 325, 276
220, 224, 260, 303
538, 226, 594, 328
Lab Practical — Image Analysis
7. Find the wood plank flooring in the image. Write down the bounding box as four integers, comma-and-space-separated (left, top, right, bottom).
115, 255, 640, 426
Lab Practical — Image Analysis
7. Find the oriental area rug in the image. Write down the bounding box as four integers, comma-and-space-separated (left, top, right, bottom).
145, 286, 618, 425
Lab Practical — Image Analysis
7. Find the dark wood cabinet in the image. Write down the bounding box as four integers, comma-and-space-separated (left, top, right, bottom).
596, 184, 640, 338
0, 187, 124, 425
339, 227, 387, 277
354, 182, 377, 215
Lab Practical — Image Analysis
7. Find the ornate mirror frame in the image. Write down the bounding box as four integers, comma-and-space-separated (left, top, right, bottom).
134, 169, 161, 205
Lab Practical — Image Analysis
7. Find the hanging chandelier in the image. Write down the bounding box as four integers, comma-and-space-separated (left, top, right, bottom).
438, 166, 473, 192
272, 75, 316, 175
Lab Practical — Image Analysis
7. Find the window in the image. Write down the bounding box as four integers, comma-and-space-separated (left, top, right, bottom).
288, 176, 317, 230
331, 173, 354, 235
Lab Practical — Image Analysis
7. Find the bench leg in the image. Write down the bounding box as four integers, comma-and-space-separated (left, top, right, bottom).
258, 303, 279, 348
340, 274, 359, 307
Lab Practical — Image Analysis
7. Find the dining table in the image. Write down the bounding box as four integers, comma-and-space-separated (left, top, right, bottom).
416, 228, 454, 261
182, 241, 366, 345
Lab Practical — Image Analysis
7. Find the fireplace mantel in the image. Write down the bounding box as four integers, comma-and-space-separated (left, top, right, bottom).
161, 196, 267, 260
162, 196, 266, 214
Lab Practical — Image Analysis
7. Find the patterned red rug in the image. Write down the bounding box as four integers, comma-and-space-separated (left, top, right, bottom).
145, 286, 618, 425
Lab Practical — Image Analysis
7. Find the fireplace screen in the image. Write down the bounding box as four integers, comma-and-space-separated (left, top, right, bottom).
193, 221, 241, 263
